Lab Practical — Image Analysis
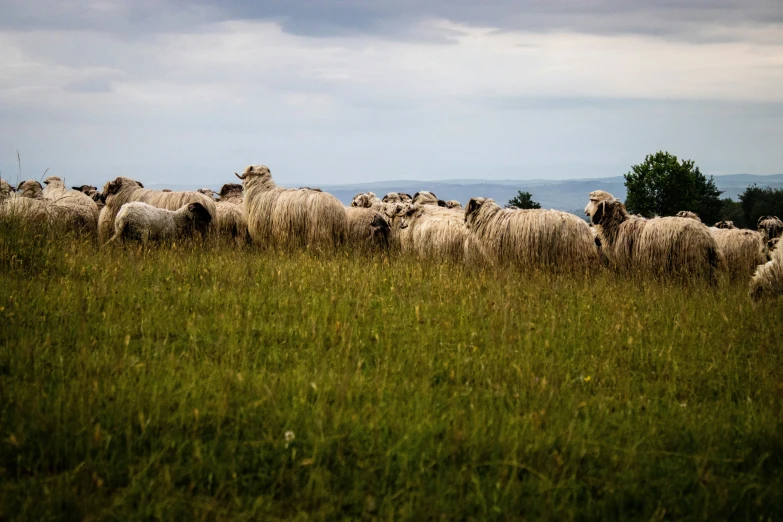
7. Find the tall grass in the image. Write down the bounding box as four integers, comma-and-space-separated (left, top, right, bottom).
1, 220, 782, 520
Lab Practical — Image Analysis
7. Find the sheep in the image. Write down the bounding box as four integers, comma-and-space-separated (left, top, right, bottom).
344, 206, 392, 250
465, 197, 598, 272
197, 188, 217, 199
98, 177, 216, 242
210, 183, 249, 242
399, 204, 487, 265
73, 185, 106, 209
757, 216, 783, 247
588, 195, 722, 281
444, 200, 462, 210
676, 211, 701, 221
351, 192, 381, 208
106, 201, 213, 244
382, 192, 413, 205
708, 227, 767, 281
236, 164, 347, 250
38, 176, 102, 234
17, 180, 44, 199
715, 220, 735, 229
749, 244, 783, 300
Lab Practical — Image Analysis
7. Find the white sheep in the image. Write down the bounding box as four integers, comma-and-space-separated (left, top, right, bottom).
106, 201, 213, 244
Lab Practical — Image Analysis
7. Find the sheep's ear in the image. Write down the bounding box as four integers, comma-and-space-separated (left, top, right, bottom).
592, 201, 606, 224
466, 197, 483, 216
136, 181, 144, 188
72, 186, 81, 191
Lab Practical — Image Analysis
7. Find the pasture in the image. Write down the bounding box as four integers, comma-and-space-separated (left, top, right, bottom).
1, 224, 782, 520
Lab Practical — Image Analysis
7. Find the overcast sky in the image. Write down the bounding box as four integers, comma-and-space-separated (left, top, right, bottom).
1, 0, 782, 187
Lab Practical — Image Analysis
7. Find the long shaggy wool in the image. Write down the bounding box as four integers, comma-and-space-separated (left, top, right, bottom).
345, 207, 392, 250
591, 196, 722, 281
400, 204, 487, 265
238, 165, 346, 250
749, 244, 783, 300
757, 216, 783, 243
709, 227, 767, 280
466, 198, 598, 272
42, 176, 100, 233
351, 192, 381, 208
106, 201, 212, 244
98, 177, 217, 242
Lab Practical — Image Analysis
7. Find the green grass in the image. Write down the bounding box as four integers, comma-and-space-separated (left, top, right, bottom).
1, 223, 782, 520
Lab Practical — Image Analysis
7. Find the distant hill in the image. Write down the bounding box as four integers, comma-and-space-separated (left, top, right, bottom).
150, 174, 783, 215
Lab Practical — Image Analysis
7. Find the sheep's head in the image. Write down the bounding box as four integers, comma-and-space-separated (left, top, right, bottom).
0, 179, 15, 197
351, 192, 376, 208
464, 197, 488, 227
715, 220, 735, 229
445, 200, 462, 210
399, 205, 423, 230
197, 188, 217, 199
591, 198, 629, 227
185, 202, 213, 234
219, 183, 243, 200
43, 176, 64, 188
757, 215, 783, 240
382, 192, 402, 204
235, 165, 271, 183
399, 193, 413, 203
72, 184, 98, 195
17, 180, 43, 199
676, 210, 701, 221
584, 190, 615, 218
103, 177, 144, 197
369, 213, 391, 245
412, 191, 438, 206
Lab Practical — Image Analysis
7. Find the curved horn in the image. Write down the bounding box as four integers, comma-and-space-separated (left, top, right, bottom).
235, 171, 247, 180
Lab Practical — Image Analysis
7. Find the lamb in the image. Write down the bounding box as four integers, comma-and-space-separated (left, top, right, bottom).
465, 197, 598, 272
588, 195, 722, 281
676, 211, 701, 221
399, 204, 487, 265
344, 207, 392, 250
236, 164, 347, 250
106, 201, 213, 244
98, 177, 216, 242
757, 216, 783, 247
708, 227, 767, 281
444, 200, 462, 210
749, 244, 783, 300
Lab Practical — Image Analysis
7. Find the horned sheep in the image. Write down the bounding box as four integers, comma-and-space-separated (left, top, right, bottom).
236, 165, 347, 250
98, 177, 216, 242
465, 197, 598, 272
106, 201, 213, 244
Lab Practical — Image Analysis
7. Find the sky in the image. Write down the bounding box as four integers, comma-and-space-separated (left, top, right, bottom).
1, 0, 782, 187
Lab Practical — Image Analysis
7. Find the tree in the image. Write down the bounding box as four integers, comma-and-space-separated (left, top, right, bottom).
506, 191, 541, 209
739, 185, 783, 227
624, 151, 723, 223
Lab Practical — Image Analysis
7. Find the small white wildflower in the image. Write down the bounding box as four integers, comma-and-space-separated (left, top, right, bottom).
680, 403, 687, 408
284, 430, 295, 448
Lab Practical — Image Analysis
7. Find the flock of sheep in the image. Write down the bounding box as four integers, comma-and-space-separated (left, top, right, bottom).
1, 165, 782, 300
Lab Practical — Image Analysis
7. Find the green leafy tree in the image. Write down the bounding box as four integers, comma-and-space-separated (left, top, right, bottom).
624, 151, 723, 223
506, 191, 541, 210
739, 185, 783, 226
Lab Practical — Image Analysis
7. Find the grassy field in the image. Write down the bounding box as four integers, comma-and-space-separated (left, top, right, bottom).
1, 223, 782, 520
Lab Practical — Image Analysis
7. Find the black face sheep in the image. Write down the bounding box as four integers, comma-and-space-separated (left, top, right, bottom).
106, 202, 212, 244
236, 165, 347, 250
344, 207, 392, 250
590, 196, 723, 281
466, 197, 598, 272
98, 177, 216, 242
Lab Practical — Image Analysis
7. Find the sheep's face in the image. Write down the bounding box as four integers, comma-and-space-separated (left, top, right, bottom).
72, 185, 98, 196
584, 190, 615, 217
103, 177, 143, 198
235, 165, 271, 184
351, 192, 376, 208
186, 202, 213, 234
17, 180, 43, 199
445, 200, 462, 210
43, 176, 64, 188
399, 193, 413, 203
676, 211, 701, 221
369, 213, 391, 245
758, 216, 783, 240
399, 206, 423, 230
464, 197, 487, 227
0, 180, 15, 196
219, 183, 243, 200
197, 188, 217, 200
715, 220, 735, 229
